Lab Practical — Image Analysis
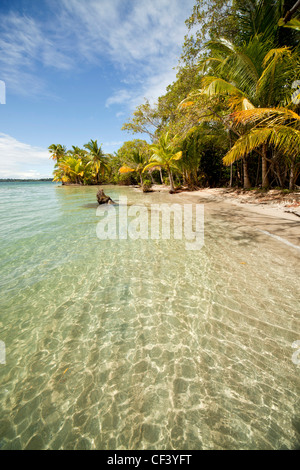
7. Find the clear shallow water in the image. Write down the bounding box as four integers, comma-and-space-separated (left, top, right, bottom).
0, 182, 299, 450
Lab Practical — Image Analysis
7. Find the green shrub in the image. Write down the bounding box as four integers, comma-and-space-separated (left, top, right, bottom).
118, 173, 137, 186
142, 179, 152, 192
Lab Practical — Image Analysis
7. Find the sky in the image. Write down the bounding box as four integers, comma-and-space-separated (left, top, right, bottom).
0, 0, 195, 178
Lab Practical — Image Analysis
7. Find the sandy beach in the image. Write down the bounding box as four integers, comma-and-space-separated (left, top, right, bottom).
137, 185, 300, 250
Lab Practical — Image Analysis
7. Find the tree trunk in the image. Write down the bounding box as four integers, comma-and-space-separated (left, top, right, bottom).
237, 164, 241, 186
243, 157, 251, 189
168, 170, 175, 193
149, 171, 155, 184
289, 161, 295, 190
262, 144, 269, 188
159, 168, 163, 184
229, 130, 233, 187
255, 156, 260, 187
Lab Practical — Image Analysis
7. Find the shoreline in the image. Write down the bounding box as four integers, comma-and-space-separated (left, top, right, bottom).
54, 181, 300, 249
143, 185, 300, 219
134, 184, 300, 250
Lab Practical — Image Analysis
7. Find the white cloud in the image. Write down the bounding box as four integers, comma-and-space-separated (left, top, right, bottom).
106, 90, 134, 108
0, 133, 52, 178
0, 12, 73, 96
106, 67, 181, 110
102, 140, 125, 153
0, 0, 194, 103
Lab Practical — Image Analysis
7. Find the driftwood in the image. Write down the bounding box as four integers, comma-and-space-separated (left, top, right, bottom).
96, 189, 115, 205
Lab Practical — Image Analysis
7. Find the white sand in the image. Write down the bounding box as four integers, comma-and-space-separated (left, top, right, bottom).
140, 185, 300, 249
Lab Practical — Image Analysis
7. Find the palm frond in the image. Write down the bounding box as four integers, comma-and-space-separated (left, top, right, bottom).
223, 126, 300, 165
257, 47, 295, 106
232, 107, 300, 128
143, 162, 163, 173
278, 18, 300, 31
201, 76, 244, 98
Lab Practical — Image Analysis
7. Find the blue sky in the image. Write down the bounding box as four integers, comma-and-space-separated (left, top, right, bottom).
0, 0, 195, 178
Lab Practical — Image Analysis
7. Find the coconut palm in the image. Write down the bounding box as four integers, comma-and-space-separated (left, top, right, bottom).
56, 156, 85, 185
119, 149, 148, 186
48, 144, 67, 162
84, 140, 108, 184
190, 35, 299, 187
53, 167, 68, 184
223, 107, 300, 189
143, 132, 183, 193
69, 146, 87, 159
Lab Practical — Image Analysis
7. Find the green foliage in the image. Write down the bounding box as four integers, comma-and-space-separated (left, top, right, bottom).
121, 101, 161, 140
53, 1, 300, 190
182, 0, 298, 66
51, 140, 109, 185
278, 17, 300, 30
48, 144, 67, 162
142, 179, 152, 192
117, 172, 137, 186
117, 140, 149, 161
178, 126, 230, 187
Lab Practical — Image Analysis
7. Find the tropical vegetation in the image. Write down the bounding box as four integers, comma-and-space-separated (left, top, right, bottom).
50, 0, 300, 192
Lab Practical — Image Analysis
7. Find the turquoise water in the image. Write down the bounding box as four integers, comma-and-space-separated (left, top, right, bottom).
0, 182, 299, 450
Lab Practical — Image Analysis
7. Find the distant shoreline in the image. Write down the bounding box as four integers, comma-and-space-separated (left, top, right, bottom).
0, 179, 53, 182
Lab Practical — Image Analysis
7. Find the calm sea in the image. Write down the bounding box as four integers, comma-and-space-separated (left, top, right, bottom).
0, 182, 299, 449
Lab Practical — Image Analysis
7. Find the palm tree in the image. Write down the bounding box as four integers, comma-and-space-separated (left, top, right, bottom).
232, 0, 299, 48
143, 133, 183, 193
84, 140, 107, 184
69, 146, 87, 159
119, 149, 148, 186
223, 108, 300, 190
57, 156, 85, 185
48, 144, 67, 162
53, 166, 68, 184
192, 36, 299, 187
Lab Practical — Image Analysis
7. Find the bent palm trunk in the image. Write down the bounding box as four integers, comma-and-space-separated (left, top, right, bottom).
243, 157, 251, 189
168, 169, 175, 193
159, 168, 163, 184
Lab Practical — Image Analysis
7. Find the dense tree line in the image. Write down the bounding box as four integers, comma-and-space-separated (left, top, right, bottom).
50, 1, 300, 191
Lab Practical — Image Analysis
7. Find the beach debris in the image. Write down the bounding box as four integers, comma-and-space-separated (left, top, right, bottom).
284, 210, 300, 217
96, 189, 115, 205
